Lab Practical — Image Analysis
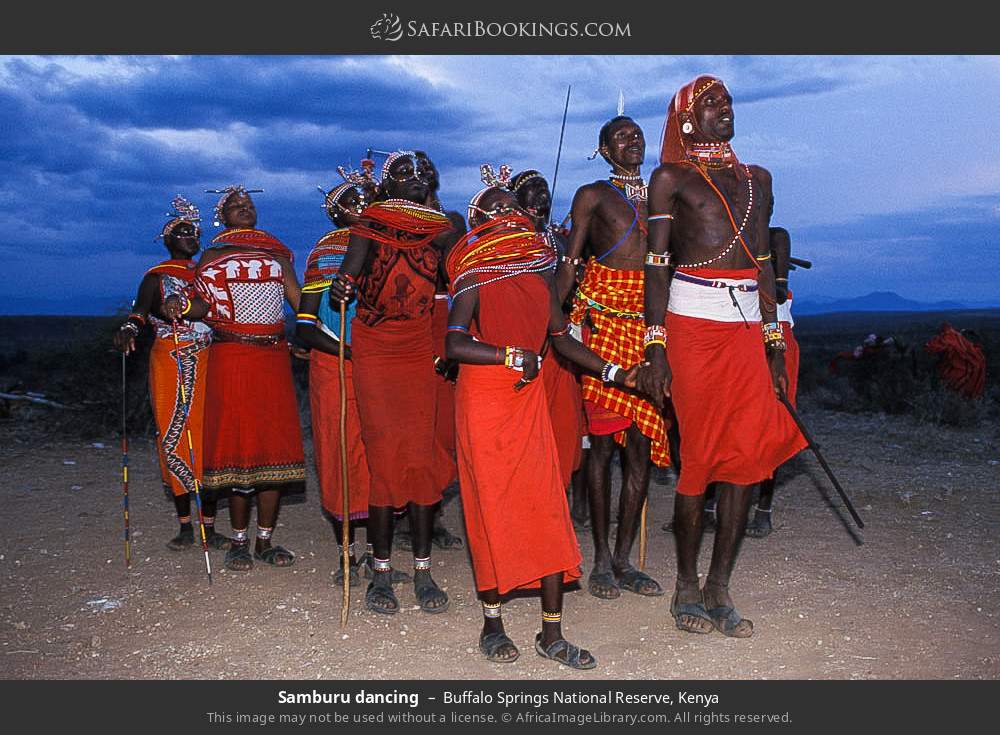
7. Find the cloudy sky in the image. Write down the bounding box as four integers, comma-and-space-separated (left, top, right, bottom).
2, 55, 999, 314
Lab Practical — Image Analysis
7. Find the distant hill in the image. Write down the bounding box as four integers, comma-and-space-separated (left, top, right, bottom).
795, 291, 972, 315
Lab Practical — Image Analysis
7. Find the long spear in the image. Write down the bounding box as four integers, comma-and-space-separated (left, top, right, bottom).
549, 84, 572, 226
171, 322, 213, 584
338, 300, 351, 627
778, 394, 865, 530
121, 351, 132, 570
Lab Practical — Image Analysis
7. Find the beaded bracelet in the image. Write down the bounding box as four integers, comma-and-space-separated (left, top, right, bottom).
755, 253, 772, 261
645, 252, 671, 268
642, 324, 667, 349
179, 294, 192, 316
503, 346, 525, 370
447, 324, 469, 333
549, 324, 570, 338
762, 321, 787, 352
296, 312, 318, 326
648, 214, 675, 221
601, 361, 622, 384
127, 313, 146, 327
774, 277, 789, 283
120, 321, 140, 336
559, 255, 581, 266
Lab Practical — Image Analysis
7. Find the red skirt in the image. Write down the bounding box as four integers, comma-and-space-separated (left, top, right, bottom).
667, 313, 806, 496
542, 352, 584, 488
456, 363, 582, 594
351, 317, 442, 508
201, 341, 305, 491
783, 322, 800, 407
431, 299, 458, 490
309, 350, 370, 520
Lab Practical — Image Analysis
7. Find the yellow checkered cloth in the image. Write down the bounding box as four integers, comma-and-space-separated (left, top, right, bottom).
570, 259, 670, 467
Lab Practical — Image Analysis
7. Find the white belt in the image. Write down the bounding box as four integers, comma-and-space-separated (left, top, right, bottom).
668, 276, 761, 323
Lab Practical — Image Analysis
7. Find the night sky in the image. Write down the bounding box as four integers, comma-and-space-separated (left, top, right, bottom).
2, 55, 998, 314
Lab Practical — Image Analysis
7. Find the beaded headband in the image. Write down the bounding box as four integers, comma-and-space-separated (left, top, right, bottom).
381, 150, 419, 182
205, 185, 263, 228
511, 169, 546, 195
158, 195, 201, 240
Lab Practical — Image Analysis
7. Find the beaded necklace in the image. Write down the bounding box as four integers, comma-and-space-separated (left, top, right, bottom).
675, 163, 754, 270
447, 215, 556, 298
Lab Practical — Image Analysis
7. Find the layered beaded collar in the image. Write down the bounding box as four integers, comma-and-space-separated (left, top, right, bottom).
686, 142, 738, 170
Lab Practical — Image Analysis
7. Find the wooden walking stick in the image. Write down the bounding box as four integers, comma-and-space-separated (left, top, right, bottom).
338, 299, 351, 627
171, 322, 213, 585
121, 351, 132, 570
638, 499, 648, 570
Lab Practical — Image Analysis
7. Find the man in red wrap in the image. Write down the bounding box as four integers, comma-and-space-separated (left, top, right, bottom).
641, 76, 807, 638
558, 116, 669, 600
193, 186, 305, 572
446, 173, 640, 669
329, 151, 454, 616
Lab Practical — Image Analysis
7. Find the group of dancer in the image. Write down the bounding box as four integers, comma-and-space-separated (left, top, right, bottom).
115, 75, 805, 670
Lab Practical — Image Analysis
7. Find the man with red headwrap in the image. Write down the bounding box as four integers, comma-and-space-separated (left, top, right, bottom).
640, 76, 806, 638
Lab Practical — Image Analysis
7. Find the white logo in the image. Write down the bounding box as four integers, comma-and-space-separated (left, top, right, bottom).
370, 13, 403, 41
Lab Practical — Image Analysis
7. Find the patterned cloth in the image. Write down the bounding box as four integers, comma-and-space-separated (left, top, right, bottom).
569, 258, 670, 467
145, 260, 212, 347
197, 242, 289, 341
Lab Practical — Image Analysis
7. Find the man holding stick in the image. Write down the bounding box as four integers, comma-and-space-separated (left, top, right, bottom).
641, 76, 806, 637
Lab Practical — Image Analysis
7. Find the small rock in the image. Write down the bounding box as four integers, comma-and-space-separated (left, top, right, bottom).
91, 443, 106, 449
62, 460, 76, 465
70, 485, 83, 491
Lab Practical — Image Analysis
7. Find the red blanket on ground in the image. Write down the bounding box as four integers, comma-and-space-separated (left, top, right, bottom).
351, 316, 441, 508
456, 274, 582, 593
309, 350, 370, 520
925, 322, 986, 399
201, 342, 305, 491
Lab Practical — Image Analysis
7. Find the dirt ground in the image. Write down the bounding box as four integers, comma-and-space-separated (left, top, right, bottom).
1, 400, 998, 680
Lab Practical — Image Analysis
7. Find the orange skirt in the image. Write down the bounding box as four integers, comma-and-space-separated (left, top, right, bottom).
201, 341, 305, 491
309, 350, 370, 520
351, 317, 441, 508
149, 337, 208, 497
456, 363, 582, 594
667, 313, 806, 496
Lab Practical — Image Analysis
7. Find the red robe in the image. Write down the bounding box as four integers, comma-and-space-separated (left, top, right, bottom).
455, 274, 582, 593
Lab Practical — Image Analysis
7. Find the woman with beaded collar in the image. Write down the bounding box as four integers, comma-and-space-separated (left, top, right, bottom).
189, 185, 306, 572
114, 197, 229, 553
328, 151, 455, 616
446, 166, 641, 669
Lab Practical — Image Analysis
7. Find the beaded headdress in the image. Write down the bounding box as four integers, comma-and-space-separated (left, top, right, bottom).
467, 164, 513, 223
381, 150, 420, 182
205, 185, 264, 228
318, 163, 374, 223
158, 195, 201, 240
510, 169, 546, 195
